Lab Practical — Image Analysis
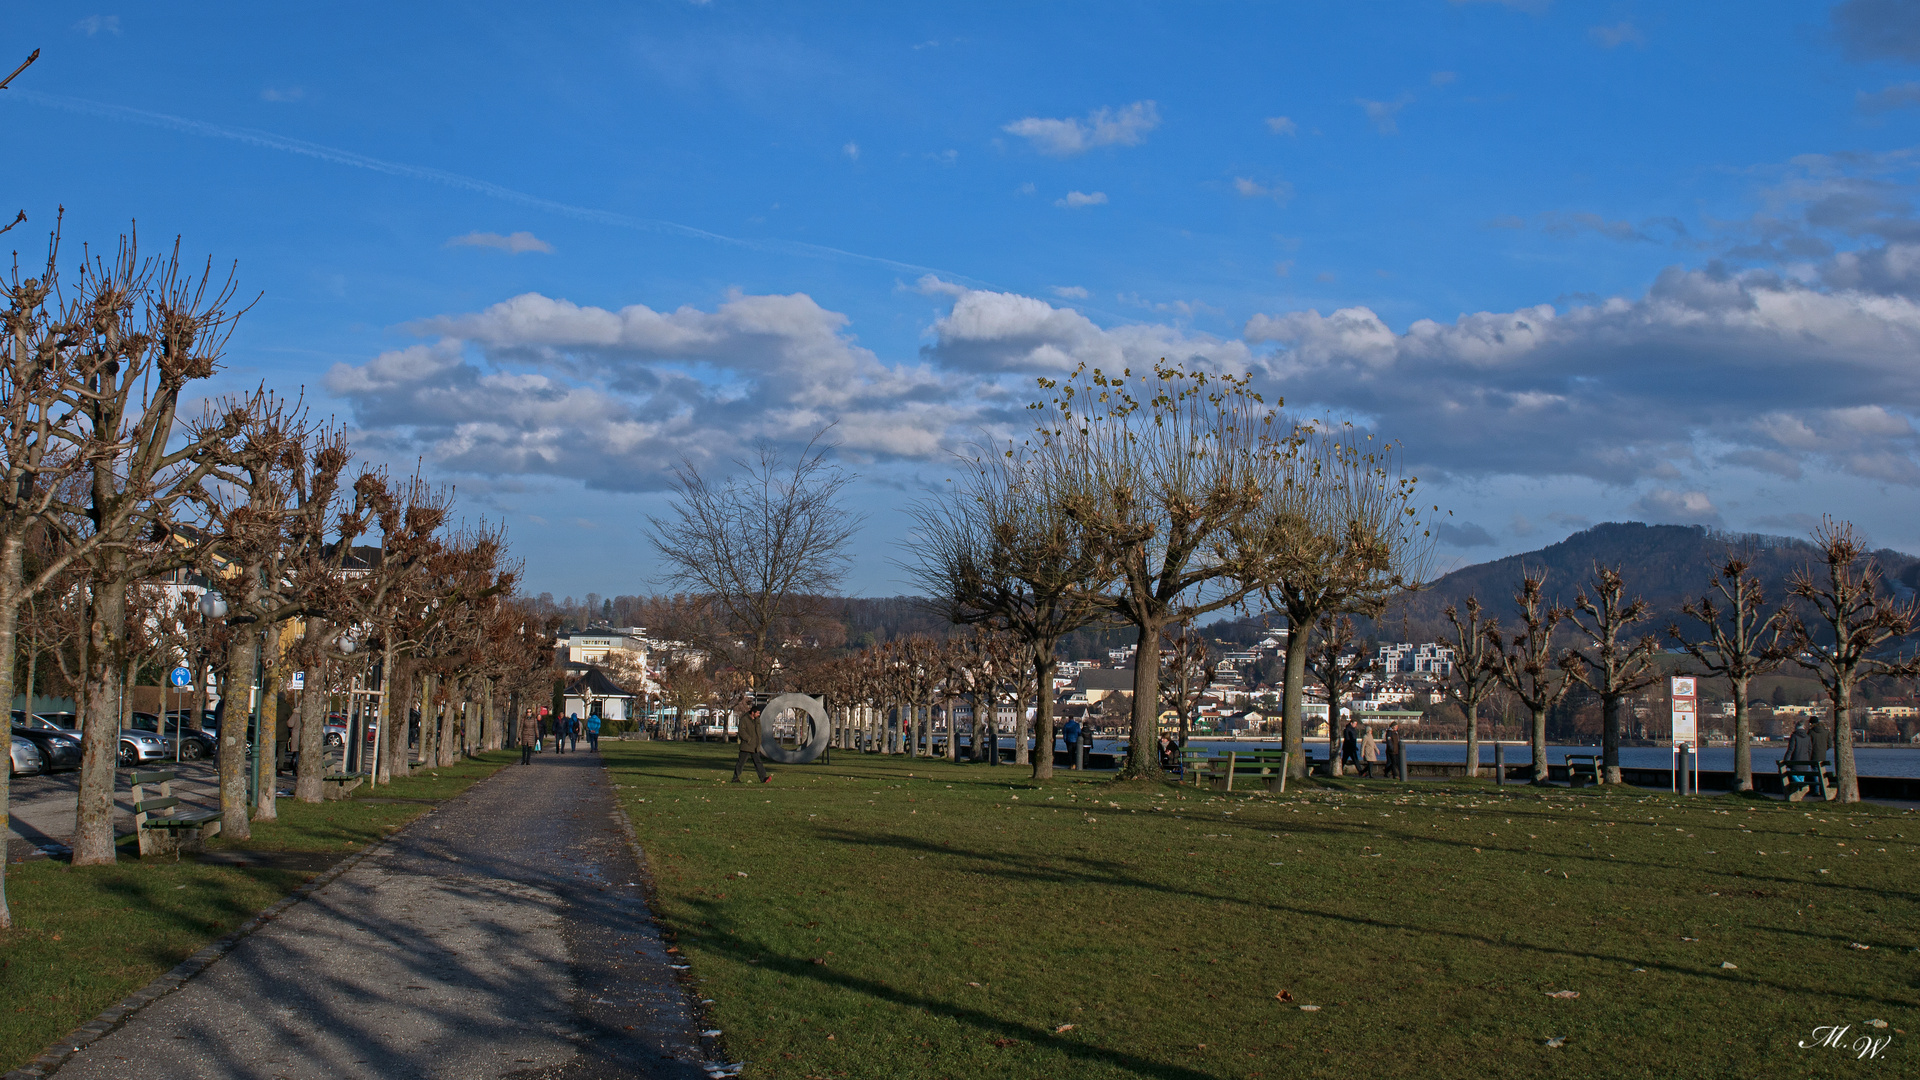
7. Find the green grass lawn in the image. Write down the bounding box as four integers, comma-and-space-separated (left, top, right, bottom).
0, 751, 513, 1071
607, 741, 1917, 1080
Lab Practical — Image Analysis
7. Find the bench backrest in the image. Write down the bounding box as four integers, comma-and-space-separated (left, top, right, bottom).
133, 795, 182, 815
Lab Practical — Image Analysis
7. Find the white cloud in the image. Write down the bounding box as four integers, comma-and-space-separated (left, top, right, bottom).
1589, 21, 1644, 48
260, 87, 306, 103
923, 286, 1253, 375
843, 141, 860, 161
446, 231, 555, 255
1003, 101, 1160, 156
1015, 181, 1036, 196
330, 289, 980, 490
1242, 265, 1920, 487
1357, 94, 1415, 135
1233, 177, 1294, 203
1051, 285, 1089, 299
1629, 489, 1722, 526
1430, 71, 1457, 86
1265, 116, 1298, 136
1055, 190, 1108, 208
74, 15, 120, 36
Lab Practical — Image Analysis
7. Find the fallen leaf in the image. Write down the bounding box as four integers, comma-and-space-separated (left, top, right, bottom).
1299, 1005, 1321, 1012
1850, 942, 1871, 950
992, 1038, 1017, 1048
1547, 990, 1579, 999
1868, 1019, 1889, 1029
1055, 1024, 1075, 1033
1544, 1036, 1566, 1048
1275, 990, 1294, 1002
1720, 962, 1738, 970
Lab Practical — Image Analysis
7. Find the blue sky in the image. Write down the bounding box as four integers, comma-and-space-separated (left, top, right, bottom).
7, 2, 1920, 600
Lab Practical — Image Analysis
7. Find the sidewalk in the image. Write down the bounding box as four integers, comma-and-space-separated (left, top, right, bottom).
46, 751, 710, 1079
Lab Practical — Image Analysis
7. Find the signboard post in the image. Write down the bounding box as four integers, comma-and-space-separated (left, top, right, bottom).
1670, 676, 1697, 795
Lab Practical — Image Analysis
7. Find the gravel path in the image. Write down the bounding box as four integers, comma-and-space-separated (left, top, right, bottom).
48, 750, 710, 1079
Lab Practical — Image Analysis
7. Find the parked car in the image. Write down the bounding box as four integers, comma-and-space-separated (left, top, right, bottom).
10, 711, 82, 772
11, 734, 45, 777
131, 712, 216, 761
30, 711, 170, 767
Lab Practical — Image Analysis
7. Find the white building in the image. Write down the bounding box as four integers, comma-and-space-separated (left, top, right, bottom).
1377, 642, 1455, 678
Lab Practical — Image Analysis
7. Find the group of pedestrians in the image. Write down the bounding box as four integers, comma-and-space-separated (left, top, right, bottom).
1785, 718, 1834, 765
515, 710, 602, 765
1338, 717, 1403, 777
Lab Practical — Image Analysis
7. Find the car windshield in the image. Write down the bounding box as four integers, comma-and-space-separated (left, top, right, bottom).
30, 714, 71, 731
131, 714, 161, 732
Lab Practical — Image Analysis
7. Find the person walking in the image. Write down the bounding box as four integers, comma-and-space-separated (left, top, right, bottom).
1340, 718, 1361, 773
568, 713, 581, 752
1062, 716, 1083, 770
1385, 722, 1404, 779
586, 712, 601, 753
733, 698, 770, 783
1360, 725, 1379, 778
518, 709, 539, 765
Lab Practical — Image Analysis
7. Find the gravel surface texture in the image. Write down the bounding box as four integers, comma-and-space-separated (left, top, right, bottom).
47, 750, 710, 1079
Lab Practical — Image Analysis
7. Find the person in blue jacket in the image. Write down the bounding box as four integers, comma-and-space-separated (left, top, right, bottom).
1062, 716, 1083, 769
585, 712, 602, 753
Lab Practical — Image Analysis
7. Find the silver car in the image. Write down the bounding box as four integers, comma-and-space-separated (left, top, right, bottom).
10, 734, 44, 777
25, 713, 169, 768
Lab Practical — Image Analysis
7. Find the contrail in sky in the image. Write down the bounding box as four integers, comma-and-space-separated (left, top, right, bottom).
8, 89, 996, 288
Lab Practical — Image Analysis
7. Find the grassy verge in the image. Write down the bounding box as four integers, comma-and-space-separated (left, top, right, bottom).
608, 741, 1917, 1080
0, 751, 514, 1070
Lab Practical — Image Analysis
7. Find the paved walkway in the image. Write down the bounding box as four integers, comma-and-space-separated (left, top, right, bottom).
51, 751, 710, 1080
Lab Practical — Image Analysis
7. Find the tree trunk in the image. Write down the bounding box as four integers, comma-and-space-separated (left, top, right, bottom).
1031, 651, 1056, 781
73, 573, 131, 864
1833, 681, 1859, 803
295, 658, 326, 802
1281, 626, 1310, 779
1529, 703, 1550, 784
1014, 681, 1030, 767
1464, 697, 1480, 782
255, 667, 281, 821
1122, 615, 1164, 779
1601, 693, 1622, 785
438, 677, 456, 766
944, 697, 956, 761
0, 535, 22, 925
1731, 677, 1753, 793
219, 623, 260, 841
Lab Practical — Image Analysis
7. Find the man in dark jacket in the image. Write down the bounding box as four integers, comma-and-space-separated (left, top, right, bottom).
1786, 720, 1813, 762
1062, 717, 1082, 769
1809, 718, 1832, 766
733, 700, 770, 783
1385, 722, 1404, 779
1340, 719, 1361, 773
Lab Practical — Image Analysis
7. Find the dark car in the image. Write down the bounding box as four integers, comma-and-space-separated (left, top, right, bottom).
10, 711, 81, 772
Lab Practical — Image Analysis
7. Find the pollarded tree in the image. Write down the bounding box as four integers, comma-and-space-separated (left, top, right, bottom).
1030, 363, 1295, 779
1158, 622, 1216, 750
906, 439, 1117, 779
1260, 425, 1433, 779
1441, 597, 1501, 781
1787, 519, 1920, 804
1566, 565, 1663, 786
1667, 555, 1787, 793
1489, 572, 1576, 785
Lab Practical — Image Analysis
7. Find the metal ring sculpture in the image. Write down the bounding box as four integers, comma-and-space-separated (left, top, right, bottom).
758, 692, 831, 765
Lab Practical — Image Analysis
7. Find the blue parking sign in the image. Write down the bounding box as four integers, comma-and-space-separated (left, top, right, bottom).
168, 666, 193, 688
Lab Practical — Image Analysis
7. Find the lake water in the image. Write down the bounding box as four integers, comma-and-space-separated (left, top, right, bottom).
986, 736, 1920, 779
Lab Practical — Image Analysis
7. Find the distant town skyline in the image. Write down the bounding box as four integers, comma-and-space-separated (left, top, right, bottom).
7, 2, 1920, 595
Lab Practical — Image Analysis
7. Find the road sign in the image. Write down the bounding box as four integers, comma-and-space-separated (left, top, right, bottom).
168, 667, 193, 688
290, 671, 306, 690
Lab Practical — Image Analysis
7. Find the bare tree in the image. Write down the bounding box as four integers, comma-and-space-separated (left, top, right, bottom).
1441, 597, 1500, 781
1787, 519, 1920, 803
57, 237, 247, 866
1158, 622, 1216, 750
647, 434, 859, 691
1566, 565, 1663, 786
1489, 572, 1575, 785
1029, 363, 1296, 779
1307, 615, 1377, 775
1261, 425, 1432, 778
1667, 555, 1787, 793
906, 439, 1115, 778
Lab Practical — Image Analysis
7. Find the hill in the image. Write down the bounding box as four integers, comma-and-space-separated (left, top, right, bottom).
1377, 522, 1919, 642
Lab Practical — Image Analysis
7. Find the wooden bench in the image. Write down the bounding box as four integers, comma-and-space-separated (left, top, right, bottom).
322, 773, 366, 801
130, 770, 221, 857
1778, 758, 1835, 802
1196, 749, 1291, 793
1176, 747, 1212, 782
1565, 754, 1602, 787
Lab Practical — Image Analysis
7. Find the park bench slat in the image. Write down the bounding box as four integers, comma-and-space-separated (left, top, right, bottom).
132, 796, 181, 815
